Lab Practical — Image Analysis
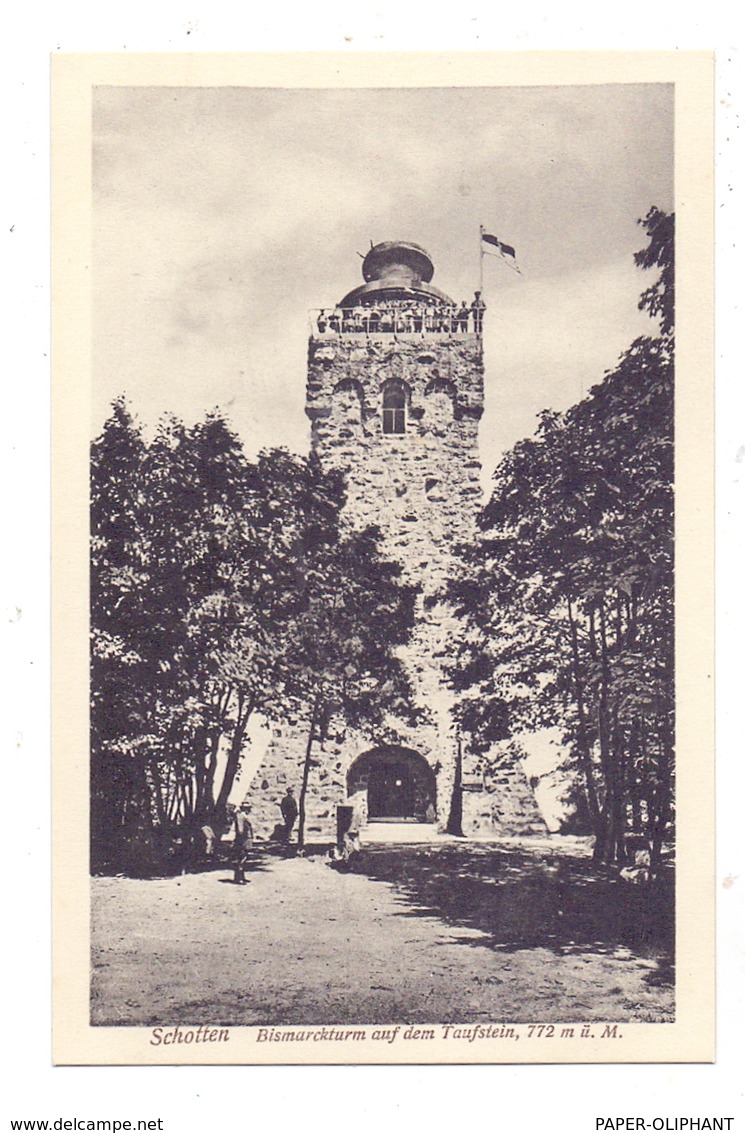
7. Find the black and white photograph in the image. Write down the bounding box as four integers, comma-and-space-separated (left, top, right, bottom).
51, 52, 715, 1064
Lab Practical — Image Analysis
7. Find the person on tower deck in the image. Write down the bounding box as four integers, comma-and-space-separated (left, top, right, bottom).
380, 306, 394, 333
316, 309, 328, 334
449, 305, 460, 333
280, 786, 299, 844
232, 801, 254, 885
368, 306, 380, 333
471, 291, 486, 333
412, 307, 423, 334
328, 308, 341, 333
424, 305, 437, 333
457, 300, 470, 332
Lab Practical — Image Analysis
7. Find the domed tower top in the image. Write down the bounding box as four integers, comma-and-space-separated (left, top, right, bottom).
338, 240, 454, 308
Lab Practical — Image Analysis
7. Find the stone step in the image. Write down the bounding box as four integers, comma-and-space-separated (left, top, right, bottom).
359, 822, 458, 845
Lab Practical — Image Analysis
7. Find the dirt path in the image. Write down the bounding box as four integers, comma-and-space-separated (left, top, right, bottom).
91, 844, 673, 1026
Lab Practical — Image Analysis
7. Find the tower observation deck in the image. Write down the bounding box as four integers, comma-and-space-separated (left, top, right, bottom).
312, 240, 485, 338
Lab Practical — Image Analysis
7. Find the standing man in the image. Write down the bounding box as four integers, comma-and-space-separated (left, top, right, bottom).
232, 801, 254, 885
280, 787, 299, 844
471, 290, 486, 334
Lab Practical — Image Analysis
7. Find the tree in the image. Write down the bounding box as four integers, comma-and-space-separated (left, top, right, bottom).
635, 206, 674, 337
447, 209, 674, 865
90, 404, 417, 867
90, 406, 253, 865
90, 398, 147, 861
265, 524, 418, 850
191, 446, 349, 831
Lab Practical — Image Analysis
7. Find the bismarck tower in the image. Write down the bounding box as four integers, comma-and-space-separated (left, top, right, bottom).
247, 241, 544, 841
308, 242, 483, 591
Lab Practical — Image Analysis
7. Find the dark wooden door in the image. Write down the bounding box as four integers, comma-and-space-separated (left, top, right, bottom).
367, 760, 416, 818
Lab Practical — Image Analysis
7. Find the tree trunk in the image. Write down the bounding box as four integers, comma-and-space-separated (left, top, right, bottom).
192, 724, 209, 820
565, 594, 601, 827
650, 732, 674, 868
147, 757, 168, 831
198, 688, 232, 822
297, 694, 321, 852
202, 727, 222, 819
446, 729, 464, 836
593, 602, 625, 863
214, 691, 255, 823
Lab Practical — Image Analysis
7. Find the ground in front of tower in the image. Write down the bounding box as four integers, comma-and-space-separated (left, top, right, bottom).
91, 840, 673, 1027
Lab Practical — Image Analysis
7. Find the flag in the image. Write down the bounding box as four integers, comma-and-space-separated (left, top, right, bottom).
482, 232, 516, 259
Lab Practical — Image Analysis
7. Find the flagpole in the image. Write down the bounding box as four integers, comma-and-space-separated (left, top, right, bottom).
479, 224, 484, 295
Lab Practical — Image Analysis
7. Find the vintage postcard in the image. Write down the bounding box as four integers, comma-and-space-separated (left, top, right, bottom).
52, 51, 714, 1064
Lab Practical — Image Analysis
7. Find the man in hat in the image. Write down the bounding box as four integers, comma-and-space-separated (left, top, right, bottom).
232, 801, 254, 884
471, 290, 486, 334
280, 786, 299, 844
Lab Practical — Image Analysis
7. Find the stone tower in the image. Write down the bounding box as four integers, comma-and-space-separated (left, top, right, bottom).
246, 241, 544, 841
308, 241, 483, 590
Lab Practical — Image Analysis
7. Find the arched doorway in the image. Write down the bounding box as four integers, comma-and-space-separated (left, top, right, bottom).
347, 747, 437, 823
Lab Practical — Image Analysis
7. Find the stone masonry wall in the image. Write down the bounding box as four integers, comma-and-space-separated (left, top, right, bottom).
461, 743, 548, 837
306, 333, 483, 595
244, 329, 545, 840
246, 714, 453, 844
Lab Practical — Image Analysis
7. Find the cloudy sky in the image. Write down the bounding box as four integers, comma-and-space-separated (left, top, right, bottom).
93, 82, 673, 479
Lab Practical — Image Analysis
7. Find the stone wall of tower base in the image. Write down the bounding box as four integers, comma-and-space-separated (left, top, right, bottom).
460, 744, 547, 837
244, 715, 454, 844
244, 717, 546, 843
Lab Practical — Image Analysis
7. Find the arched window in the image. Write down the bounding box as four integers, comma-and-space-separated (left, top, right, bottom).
382, 381, 406, 435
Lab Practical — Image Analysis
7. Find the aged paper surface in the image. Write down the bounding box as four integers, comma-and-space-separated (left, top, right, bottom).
52, 51, 714, 1065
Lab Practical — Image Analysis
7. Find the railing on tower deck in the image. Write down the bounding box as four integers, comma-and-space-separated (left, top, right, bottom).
308, 303, 484, 341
